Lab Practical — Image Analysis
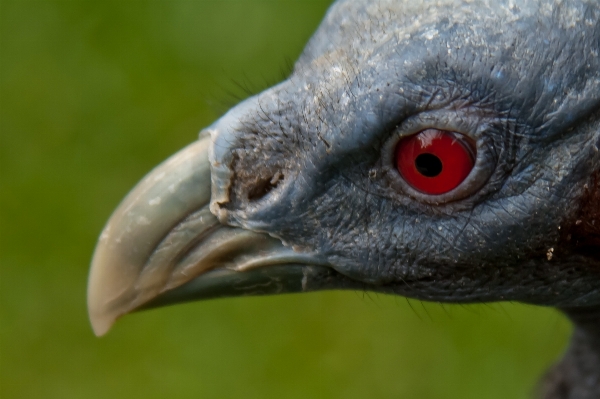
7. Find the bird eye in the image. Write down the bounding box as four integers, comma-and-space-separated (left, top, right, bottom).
395, 129, 475, 195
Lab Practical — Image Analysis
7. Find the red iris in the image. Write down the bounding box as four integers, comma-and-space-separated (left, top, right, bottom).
395, 129, 475, 195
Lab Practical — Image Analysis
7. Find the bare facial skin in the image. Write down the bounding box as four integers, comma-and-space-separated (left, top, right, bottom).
89, 1, 600, 397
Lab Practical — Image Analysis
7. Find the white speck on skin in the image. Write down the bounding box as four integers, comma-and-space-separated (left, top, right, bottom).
547, 248, 554, 261
423, 29, 438, 40
149, 197, 162, 206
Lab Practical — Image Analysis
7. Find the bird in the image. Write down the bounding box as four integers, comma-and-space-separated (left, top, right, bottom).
87, 0, 600, 397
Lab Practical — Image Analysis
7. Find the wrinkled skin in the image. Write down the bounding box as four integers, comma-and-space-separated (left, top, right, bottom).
89, 0, 600, 397
212, 0, 600, 306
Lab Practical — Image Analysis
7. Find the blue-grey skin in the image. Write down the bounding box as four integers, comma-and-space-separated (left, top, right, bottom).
88, 0, 600, 397
211, 0, 600, 307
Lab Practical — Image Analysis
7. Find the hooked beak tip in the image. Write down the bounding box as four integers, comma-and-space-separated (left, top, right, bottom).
86, 133, 340, 337
87, 137, 213, 336
89, 311, 114, 337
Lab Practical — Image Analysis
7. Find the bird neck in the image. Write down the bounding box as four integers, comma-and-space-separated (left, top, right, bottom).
541, 307, 600, 398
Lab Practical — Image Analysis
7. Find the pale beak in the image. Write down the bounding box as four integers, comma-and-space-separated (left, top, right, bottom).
87, 133, 338, 336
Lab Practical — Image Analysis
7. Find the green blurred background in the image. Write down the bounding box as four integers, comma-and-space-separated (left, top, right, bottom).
1, 1, 573, 398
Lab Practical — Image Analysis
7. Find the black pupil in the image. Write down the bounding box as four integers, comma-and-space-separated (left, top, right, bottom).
415, 153, 443, 177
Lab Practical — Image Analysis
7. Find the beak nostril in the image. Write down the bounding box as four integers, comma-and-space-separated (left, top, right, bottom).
247, 172, 284, 202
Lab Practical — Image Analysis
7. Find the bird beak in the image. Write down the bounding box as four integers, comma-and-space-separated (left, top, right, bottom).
87, 133, 332, 336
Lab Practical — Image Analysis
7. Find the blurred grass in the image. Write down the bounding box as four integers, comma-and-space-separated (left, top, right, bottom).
0, 1, 572, 398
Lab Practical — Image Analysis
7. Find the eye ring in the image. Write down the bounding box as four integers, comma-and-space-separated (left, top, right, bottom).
380, 112, 496, 205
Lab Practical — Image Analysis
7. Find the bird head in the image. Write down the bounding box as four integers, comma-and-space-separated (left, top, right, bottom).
88, 0, 600, 336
